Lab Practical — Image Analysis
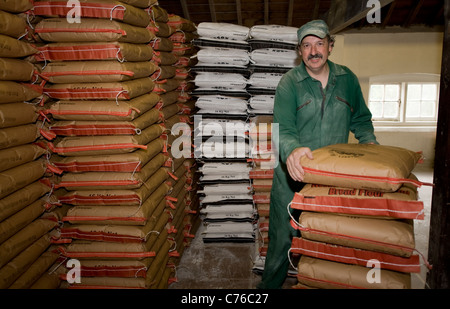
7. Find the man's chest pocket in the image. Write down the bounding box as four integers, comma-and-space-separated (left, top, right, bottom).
335, 96, 354, 113
296, 99, 317, 121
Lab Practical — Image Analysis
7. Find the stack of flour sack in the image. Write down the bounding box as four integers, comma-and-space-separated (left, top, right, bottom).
30, 0, 200, 289
288, 143, 433, 289
0, 0, 74, 289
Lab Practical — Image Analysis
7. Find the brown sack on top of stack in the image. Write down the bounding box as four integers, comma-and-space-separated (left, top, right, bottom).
300, 143, 425, 192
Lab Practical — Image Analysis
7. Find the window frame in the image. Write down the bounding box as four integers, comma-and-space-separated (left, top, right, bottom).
368, 73, 440, 128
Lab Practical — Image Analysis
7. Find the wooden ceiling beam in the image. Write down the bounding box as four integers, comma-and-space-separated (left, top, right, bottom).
403, 0, 425, 28
180, 0, 190, 21
313, 0, 321, 19
264, 0, 269, 24
208, 0, 217, 22
325, 0, 394, 34
288, 0, 294, 26
381, 0, 396, 29
236, 0, 242, 25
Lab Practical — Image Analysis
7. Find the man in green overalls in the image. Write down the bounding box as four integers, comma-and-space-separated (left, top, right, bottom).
257, 20, 378, 289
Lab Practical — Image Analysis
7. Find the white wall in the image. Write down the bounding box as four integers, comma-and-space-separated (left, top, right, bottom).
329, 29, 444, 167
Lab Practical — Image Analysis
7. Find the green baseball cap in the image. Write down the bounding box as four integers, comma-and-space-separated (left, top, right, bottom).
297, 19, 330, 43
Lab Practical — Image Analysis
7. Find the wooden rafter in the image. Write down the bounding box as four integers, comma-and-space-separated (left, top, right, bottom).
427, 0, 450, 289
381, 0, 397, 29
264, 0, 269, 24
326, 0, 394, 34
313, 0, 321, 19
236, 0, 242, 25
208, 0, 217, 22
403, 0, 425, 27
180, 0, 190, 21
288, 0, 294, 26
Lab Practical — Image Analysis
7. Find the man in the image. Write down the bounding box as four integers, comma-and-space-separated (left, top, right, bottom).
257, 19, 378, 289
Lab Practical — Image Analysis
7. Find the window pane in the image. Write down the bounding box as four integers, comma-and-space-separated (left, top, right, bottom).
422, 84, 437, 100
385, 84, 400, 101
369, 101, 383, 118
384, 101, 399, 118
407, 84, 422, 101
369, 85, 384, 101
421, 101, 435, 117
406, 100, 420, 118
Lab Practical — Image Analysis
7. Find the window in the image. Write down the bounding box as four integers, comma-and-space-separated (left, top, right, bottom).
368, 74, 440, 126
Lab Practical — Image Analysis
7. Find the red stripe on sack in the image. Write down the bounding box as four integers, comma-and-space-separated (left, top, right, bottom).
42, 70, 135, 78
52, 161, 141, 173
292, 223, 415, 256
56, 179, 141, 189
80, 266, 147, 278
49, 124, 137, 136
43, 87, 130, 100
303, 167, 426, 188
36, 44, 121, 61
290, 193, 425, 220
60, 228, 146, 243
59, 194, 142, 205
43, 109, 134, 117
49, 143, 147, 154
290, 237, 421, 273
35, 28, 127, 36
34, 2, 126, 20
296, 274, 362, 289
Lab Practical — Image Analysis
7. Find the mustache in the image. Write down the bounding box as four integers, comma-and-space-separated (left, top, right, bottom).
308, 53, 323, 60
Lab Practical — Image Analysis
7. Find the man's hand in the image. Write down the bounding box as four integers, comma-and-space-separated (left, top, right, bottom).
286, 147, 314, 182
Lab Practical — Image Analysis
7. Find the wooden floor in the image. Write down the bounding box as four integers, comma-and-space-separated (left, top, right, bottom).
169, 166, 434, 290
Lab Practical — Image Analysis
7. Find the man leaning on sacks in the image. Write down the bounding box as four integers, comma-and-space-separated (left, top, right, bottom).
257, 19, 378, 289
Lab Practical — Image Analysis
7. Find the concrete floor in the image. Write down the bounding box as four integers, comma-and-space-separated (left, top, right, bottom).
169, 166, 434, 290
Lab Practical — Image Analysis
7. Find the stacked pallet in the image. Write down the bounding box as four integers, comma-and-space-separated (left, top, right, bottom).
0, 0, 66, 289
287, 143, 431, 289
192, 23, 256, 243
30, 0, 198, 289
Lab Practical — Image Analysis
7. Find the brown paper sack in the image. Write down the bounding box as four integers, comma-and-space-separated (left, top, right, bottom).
0, 34, 38, 58
43, 78, 155, 100
297, 256, 411, 289
44, 92, 160, 121
35, 42, 154, 62
300, 143, 423, 192
0, 81, 41, 104
35, 18, 155, 43
0, 58, 36, 81
41, 61, 158, 83
298, 211, 415, 257
33, 0, 151, 28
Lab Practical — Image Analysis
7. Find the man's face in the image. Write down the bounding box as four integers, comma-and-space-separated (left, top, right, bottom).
298, 35, 333, 73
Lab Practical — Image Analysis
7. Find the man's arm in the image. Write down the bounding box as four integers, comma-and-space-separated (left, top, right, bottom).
349, 75, 379, 145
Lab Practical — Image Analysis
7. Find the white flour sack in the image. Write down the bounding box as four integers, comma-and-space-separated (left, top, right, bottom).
250, 48, 299, 67
196, 47, 250, 67
300, 143, 430, 192
249, 25, 298, 44
196, 22, 250, 42
193, 72, 248, 90
248, 72, 283, 90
